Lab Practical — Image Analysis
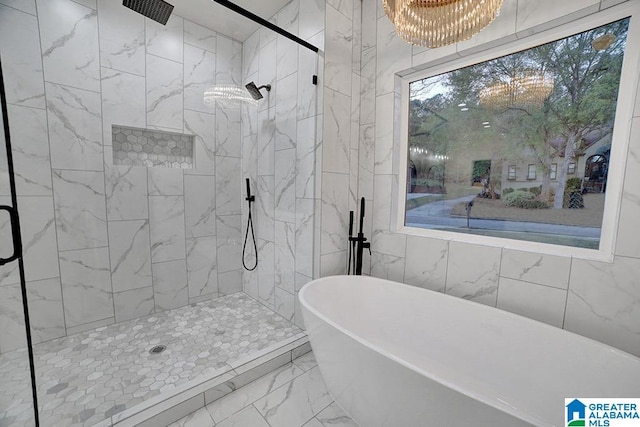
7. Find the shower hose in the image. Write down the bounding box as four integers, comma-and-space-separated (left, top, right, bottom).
242, 203, 258, 271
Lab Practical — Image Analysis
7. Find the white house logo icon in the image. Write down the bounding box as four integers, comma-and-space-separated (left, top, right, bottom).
567, 399, 587, 426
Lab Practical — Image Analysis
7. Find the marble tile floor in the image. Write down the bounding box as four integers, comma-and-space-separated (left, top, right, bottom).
169, 351, 360, 427
0, 293, 302, 427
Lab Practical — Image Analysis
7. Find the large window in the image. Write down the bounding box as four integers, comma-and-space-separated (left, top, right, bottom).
404, 16, 632, 251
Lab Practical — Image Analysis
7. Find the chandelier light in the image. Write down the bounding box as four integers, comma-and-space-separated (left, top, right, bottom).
203, 85, 257, 107
479, 71, 554, 110
383, 0, 504, 48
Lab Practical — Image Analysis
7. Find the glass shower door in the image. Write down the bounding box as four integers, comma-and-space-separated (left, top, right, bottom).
0, 57, 39, 426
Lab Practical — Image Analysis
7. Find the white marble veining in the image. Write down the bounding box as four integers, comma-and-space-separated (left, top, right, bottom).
215, 156, 241, 215
185, 175, 216, 238
295, 117, 316, 199
186, 235, 218, 299
59, 247, 113, 328
371, 175, 405, 257
148, 195, 186, 264
324, 5, 353, 97
152, 259, 188, 311
100, 67, 146, 146
256, 175, 275, 242
275, 148, 296, 223
216, 215, 241, 274
258, 239, 275, 308
0, 0, 36, 15
515, 0, 600, 37
259, 41, 277, 112
184, 109, 215, 174
26, 277, 65, 344
373, 92, 394, 175
358, 123, 375, 200
113, 286, 154, 322
146, 14, 183, 63
216, 36, 243, 86
46, 82, 103, 171
148, 167, 184, 196
108, 219, 152, 293
497, 277, 567, 328
275, 73, 298, 151
37, 0, 100, 92
0, 283, 27, 352
255, 366, 332, 427
243, 32, 260, 82
215, 104, 241, 158
105, 164, 148, 220
370, 251, 405, 282
97, 0, 145, 76
257, 108, 275, 175
297, 46, 319, 121
375, 16, 410, 97
53, 170, 108, 251
295, 199, 314, 278
500, 249, 571, 289
275, 221, 295, 294
615, 118, 640, 258
323, 89, 351, 174
455, 0, 517, 54
184, 44, 216, 113
320, 172, 349, 255
404, 236, 448, 292
218, 269, 242, 296
0, 4, 45, 108
0, 197, 58, 285
184, 20, 217, 53
146, 54, 184, 130
1, 105, 52, 196
445, 242, 500, 306
299, 0, 324, 41
565, 256, 640, 356
274, 286, 295, 323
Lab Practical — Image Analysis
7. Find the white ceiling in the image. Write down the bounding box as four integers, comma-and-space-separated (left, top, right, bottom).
172, 0, 293, 42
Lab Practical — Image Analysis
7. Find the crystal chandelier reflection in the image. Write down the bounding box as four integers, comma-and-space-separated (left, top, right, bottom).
203, 85, 257, 107
479, 72, 554, 110
382, 0, 504, 48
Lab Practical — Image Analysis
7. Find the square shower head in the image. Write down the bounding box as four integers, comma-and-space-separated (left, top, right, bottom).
123, 0, 174, 25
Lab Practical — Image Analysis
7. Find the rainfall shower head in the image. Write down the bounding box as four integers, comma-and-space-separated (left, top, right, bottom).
123, 0, 174, 25
245, 82, 271, 101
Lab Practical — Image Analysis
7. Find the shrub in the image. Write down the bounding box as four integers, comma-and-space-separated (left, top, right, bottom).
563, 177, 584, 208
518, 200, 549, 209
503, 188, 514, 195
528, 186, 542, 196
503, 190, 534, 207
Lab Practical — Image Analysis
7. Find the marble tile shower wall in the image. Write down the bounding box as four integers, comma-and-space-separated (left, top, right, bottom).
354, 0, 640, 357
0, 0, 244, 353
318, 0, 365, 279
240, 0, 324, 328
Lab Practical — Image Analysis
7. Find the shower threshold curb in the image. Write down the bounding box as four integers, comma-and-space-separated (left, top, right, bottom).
96, 332, 309, 427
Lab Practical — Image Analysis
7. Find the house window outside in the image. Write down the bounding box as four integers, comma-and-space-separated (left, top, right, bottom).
403, 16, 631, 251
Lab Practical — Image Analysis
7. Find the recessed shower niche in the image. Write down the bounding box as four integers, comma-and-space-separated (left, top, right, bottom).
112, 125, 194, 168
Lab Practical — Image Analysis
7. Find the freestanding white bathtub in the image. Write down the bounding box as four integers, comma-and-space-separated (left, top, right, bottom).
299, 275, 640, 426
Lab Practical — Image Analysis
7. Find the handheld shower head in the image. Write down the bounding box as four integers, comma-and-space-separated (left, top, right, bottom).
245, 82, 271, 100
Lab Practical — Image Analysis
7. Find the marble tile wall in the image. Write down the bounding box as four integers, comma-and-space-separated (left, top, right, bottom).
0, 0, 243, 353
343, 0, 640, 357
241, 0, 324, 328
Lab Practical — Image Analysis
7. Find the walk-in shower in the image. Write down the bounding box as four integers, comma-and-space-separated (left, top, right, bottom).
0, 0, 321, 424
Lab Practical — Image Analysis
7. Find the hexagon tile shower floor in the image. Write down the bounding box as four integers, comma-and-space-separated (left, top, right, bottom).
0, 293, 302, 426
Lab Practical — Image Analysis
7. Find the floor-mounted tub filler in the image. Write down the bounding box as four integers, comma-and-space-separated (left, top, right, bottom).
299, 275, 640, 426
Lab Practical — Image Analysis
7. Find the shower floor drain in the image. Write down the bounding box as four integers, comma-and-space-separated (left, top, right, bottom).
149, 345, 166, 354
